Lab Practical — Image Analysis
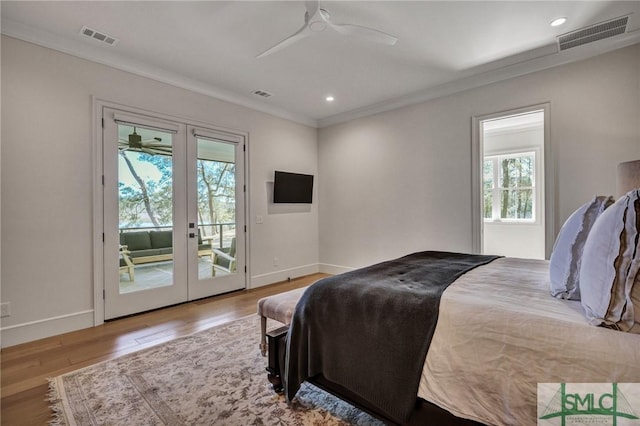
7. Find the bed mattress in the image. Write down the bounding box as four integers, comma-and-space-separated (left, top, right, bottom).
418, 257, 640, 425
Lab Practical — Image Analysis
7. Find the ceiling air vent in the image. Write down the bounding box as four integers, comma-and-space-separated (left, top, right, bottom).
558, 16, 628, 51
252, 90, 273, 98
80, 26, 119, 46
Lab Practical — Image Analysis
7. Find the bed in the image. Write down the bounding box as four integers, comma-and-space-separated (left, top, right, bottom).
272, 184, 640, 425
418, 256, 640, 425
274, 255, 640, 425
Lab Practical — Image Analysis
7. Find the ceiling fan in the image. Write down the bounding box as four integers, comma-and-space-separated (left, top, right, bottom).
118, 128, 172, 156
256, 0, 398, 58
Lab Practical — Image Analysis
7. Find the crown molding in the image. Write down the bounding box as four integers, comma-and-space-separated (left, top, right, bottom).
4, 17, 639, 131
318, 30, 640, 128
0, 18, 319, 128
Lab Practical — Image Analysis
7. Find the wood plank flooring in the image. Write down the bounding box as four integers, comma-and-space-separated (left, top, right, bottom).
0, 274, 326, 425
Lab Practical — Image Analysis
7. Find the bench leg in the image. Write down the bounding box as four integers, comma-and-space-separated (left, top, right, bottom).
260, 316, 267, 356
266, 326, 289, 393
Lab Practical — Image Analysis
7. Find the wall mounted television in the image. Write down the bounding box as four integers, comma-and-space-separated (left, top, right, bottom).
273, 171, 314, 203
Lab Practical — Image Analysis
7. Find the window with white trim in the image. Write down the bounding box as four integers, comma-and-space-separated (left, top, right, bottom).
483, 151, 535, 221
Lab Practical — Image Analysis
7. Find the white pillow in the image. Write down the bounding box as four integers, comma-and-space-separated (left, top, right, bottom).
549, 196, 614, 300
580, 189, 640, 333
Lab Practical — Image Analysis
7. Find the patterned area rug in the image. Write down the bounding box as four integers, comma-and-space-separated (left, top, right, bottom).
48, 315, 382, 425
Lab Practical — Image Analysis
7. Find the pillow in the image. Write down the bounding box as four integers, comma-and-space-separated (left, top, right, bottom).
580, 189, 640, 333
549, 195, 614, 300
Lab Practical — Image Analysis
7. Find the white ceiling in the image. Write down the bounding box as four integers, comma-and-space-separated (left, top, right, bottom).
3, 1, 640, 128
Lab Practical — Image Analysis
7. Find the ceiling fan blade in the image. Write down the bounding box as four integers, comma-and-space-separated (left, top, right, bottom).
145, 146, 173, 153
151, 147, 173, 156
257, 22, 311, 58
305, 0, 319, 18
330, 23, 398, 46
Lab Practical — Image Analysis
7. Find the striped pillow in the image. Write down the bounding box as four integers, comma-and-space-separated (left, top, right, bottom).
580, 189, 640, 333
549, 196, 614, 300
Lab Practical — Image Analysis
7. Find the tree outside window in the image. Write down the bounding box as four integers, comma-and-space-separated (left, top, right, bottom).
117, 125, 237, 264
484, 152, 535, 221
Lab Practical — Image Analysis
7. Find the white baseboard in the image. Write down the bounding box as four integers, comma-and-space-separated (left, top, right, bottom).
250, 263, 320, 288
319, 263, 354, 275
0, 264, 350, 347
1, 309, 94, 348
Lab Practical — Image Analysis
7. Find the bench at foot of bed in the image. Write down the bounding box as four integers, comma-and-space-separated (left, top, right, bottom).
257, 286, 308, 356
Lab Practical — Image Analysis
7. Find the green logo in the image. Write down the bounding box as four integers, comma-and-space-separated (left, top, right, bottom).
539, 383, 639, 425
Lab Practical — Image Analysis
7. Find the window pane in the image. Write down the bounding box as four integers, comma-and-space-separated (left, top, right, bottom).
483, 160, 493, 219
500, 154, 534, 188
500, 189, 533, 219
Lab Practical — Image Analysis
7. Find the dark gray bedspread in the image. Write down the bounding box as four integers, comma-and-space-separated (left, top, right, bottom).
284, 251, 501, 423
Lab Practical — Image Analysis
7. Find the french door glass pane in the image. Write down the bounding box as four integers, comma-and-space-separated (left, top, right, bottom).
196, 138, 236, 280
118, 125, 174, 293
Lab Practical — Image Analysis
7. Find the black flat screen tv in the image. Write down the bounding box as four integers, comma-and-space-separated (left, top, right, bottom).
273, 171, 314, 203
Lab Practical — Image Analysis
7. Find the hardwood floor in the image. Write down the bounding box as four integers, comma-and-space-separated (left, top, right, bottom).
0, 274, 326, 425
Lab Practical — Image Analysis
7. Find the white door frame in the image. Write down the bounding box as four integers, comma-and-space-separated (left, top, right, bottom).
92, 98, 249, 325
471, 103, 555, 258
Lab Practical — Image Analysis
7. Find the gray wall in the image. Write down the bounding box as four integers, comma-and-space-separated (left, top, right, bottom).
318, 44, 640, 272
2, 34, 639, 347
1, 36, 319, 346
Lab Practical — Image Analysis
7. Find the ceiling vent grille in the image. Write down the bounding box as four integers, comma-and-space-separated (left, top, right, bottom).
80, 26, 119, 46
252, 90, 273, 98
558, 16, 628, 51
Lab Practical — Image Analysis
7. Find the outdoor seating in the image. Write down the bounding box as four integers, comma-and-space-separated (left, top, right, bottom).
119, 229, 212, 264
119, 245, 135, 281
212, 237, 236, 276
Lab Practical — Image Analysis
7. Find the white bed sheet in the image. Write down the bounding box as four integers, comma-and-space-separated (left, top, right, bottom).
418, 257, 640, 426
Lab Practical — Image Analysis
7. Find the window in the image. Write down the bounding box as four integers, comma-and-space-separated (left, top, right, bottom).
484, 152, 535, 221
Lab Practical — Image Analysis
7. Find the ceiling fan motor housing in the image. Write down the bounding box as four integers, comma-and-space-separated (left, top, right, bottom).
128, 131, 142, 147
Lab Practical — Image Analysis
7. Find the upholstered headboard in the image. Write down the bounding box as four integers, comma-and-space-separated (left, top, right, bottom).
617, 159, 640, 197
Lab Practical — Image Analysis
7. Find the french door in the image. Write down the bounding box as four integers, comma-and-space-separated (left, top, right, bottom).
102, 108, 245, 319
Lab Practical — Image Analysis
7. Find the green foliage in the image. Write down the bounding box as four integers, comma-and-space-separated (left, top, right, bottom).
119, 152, 235, 230
118, 183, 145, 224
483, 160, 493, 219
484, 153, 534, 220
197, 160, 236, 232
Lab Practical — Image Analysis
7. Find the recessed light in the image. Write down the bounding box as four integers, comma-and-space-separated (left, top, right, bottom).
326, 95, 335, 102
550, 17, 567, 27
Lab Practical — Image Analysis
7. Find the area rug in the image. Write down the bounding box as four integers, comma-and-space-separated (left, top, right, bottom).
48, 315, 382, 425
